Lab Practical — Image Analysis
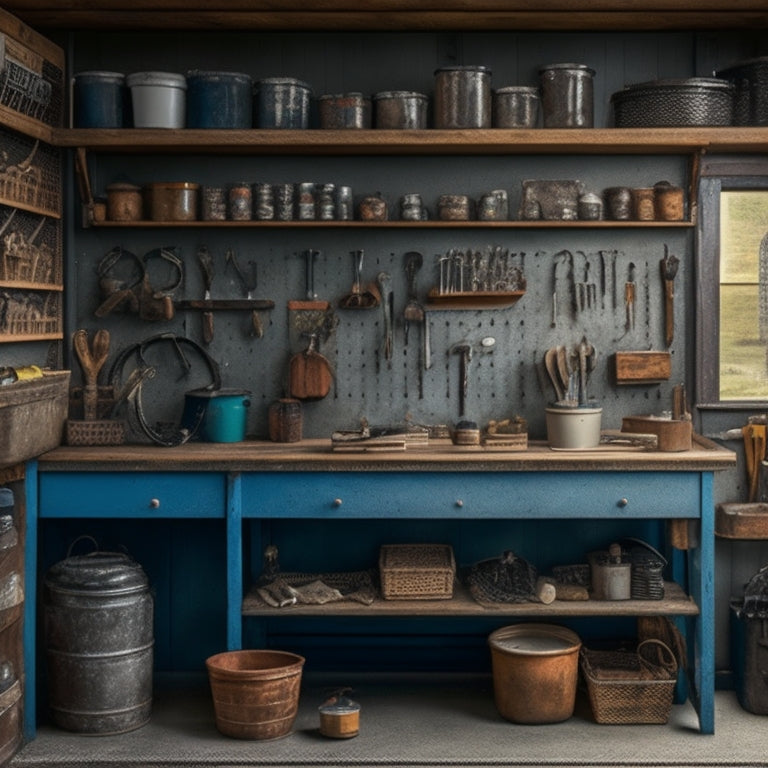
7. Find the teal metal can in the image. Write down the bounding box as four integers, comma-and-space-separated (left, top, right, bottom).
184, 388, 251, 443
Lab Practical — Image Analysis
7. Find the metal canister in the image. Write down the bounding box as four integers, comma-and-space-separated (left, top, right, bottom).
43, 546, 154, 734
228, 182, 253, 220
254, 182, 275, 220
632, 187, 656, 221
604, 186, 632, 220
268, 398, 303, 442
297, 182, 317, 220
201, 185, 227, 221
654, 180, 685, 221
373, 91, 428, 129
434, 66, 492, 129
255, 77, 311, 129
493, 86, 540, 128
273, 183, 295, 220
318, 92, 372, 129
539, 63, 595, 128
438, 193, 472, 221
335, 185, 353, 221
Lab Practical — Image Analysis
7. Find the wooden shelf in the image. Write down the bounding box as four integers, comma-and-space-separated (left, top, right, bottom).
243, 580, 697, 617
88, 218, 693, 229
57, 127, 768, 156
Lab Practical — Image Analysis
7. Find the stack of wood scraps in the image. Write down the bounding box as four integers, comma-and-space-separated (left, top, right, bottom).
331, 420, 429, 452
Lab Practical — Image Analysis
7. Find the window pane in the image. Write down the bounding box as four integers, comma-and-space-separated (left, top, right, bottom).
719, 190, 768, 400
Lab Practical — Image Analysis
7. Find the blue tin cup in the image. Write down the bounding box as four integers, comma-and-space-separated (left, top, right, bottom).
73, 71, 127, 128
186, 71, 253, 129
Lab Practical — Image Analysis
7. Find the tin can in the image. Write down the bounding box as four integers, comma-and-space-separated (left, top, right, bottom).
539, 63, 595, 128
318, 183, 336, 220
268, 398, 303, 443
255, 77, 311, 129
434, 66, 492, 129
201, 185, 227, 221
254, 182, 275, 221
297, 182, 317, 220
577, 192, 603, 220
228, 182, 253, 220
358, 194, 387, 221
106, 182, 143, 221
493, 86, 540, 128
335, 186, 354, 221
400, 193, 423, 221
654, 180, 685, 221
373, 91, 428, 129
632, 187, 656, 221
274, 183, 295, 220
145, 182, 199, 221
318, 92, 371, 129
604, 186, 632, 220
438, 194, 472, 221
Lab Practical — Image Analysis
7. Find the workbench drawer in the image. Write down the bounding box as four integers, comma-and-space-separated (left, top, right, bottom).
39, 471, 226, 518
240, 470, 702, 519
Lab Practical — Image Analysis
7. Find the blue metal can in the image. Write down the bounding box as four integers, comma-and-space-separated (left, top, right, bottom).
186, 71, 253, 129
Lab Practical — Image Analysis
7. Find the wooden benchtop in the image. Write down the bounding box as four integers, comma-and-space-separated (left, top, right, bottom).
37, 435, 735, 473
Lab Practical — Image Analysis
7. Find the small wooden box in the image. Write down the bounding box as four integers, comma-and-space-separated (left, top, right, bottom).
614, 351, 671, 384
621, 415, 692, 451
379, 544, 456, 600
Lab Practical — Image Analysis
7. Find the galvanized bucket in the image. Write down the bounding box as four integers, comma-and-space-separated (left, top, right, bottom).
43, 542, 154, 734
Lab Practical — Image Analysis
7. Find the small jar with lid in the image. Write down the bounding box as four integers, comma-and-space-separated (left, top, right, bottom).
434, 66, 492, 129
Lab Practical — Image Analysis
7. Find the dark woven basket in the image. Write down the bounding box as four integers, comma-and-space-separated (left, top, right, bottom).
611, 78, 734, 127
717, 57, 768, 126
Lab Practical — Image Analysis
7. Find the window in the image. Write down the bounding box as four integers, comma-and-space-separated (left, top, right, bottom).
697, 167, 768, 406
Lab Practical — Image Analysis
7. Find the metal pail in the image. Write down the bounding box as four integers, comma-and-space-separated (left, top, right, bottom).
43, 545, 154, 734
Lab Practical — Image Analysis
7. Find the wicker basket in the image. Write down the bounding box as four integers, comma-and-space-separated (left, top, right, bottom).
66, 419, 126, 446
379, 544, 455, 600
611, 78, 734, 127
580, 639, 677, 724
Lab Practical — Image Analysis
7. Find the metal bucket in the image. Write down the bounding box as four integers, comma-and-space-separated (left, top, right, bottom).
43, 545, 154, 734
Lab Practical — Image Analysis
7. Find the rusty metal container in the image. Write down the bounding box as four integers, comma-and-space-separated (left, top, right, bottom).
206, 649, 305, 739
373, 91, 428, 129
43, 547, 154, 734
255, 77, 311, 129
106, 182, 143, 221
493, 86, 539, 128
539, 62, 595, 128
434, 65, 492, 128
144, 181, 199, 221
488, 623, 581, 723
318, 92, 371, 129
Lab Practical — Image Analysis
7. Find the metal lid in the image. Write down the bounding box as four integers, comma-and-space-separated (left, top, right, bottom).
434, 65, 492, 75
45, 551, 149, 594
540, 62, 595, 75
373, 90, 428, 101
495, 86, 539, 95
74, 71, 125, 83
185, 70, 252, 85
256, 77, 311, 91
144, 182, 200, 190
185, 387, 251, 400
126, 71, 187, 89
612, 77, 734, 98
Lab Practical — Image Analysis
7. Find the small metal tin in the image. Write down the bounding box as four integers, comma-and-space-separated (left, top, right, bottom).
358, 194, 388, 221
273, 183, 295, 220
254, 182, 275, 221
493, 86, 540, 128
318, 92, 371, 129
255, 77, 311, 129
654, 180, 685, 221
477, 191, 506, 221
185, 70, 253, 129
201, 185, 227, 221
317, 183, 336, 221
106, 182, 143, 221
297, 182, 317, 220
228, 182, 253, 220
438, 193, 472, 221
400, 193, 423, 221
373, 91, 428, 129
318, 692, 360, 739
434, 65, 492, 129
539, 62, 595, 128
145, 181, 199, 221
335, 185, 354, 221
604, 186, 633, 220
632, 187, 656, 221
577, 191, 603, 220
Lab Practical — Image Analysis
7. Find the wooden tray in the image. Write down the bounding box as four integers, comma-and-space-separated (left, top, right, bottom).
716, 503, 768, 539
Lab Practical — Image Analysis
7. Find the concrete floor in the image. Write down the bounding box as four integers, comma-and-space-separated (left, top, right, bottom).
8, 675, 768, 768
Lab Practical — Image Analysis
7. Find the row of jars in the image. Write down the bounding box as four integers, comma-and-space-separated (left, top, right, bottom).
73, 63, 594, 130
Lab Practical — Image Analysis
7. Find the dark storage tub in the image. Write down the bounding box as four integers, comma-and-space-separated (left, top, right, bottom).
611, 78, 734, 127
73, 71, 127, 128
717, 57, 768, 126
186, 70, 253, 129
44, 547, 154, 734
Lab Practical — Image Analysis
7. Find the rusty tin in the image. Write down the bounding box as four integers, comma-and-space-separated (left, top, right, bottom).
438, 194, 472, 221
228, 182, 253, 221
106, 182, 143, 221
255, 77, 311, 129
434, 65, 492, 129
654, 180, 685, 221
145, 182, 199, 221
604, 186, 633, 220
539, 63, 595, 128
318, 92, 372, 129
493, 85, 540, 128
373, 91, 428, 129
632, 187, 656, 221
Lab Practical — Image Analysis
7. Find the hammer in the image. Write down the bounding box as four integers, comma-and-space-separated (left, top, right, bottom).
452, 343, 472, 416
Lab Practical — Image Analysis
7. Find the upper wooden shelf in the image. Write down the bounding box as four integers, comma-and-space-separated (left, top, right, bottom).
5, 1, 768, 30
55, 127, 768, 156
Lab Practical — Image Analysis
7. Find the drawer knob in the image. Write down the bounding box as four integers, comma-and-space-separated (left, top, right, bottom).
149, 498, 160, 509
455, 499, 464, 507
617, 497, 629, 508
333, 498, 343, 507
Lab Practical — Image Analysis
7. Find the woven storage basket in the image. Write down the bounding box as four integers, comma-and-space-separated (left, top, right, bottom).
379, 544, 455, 600
580, 639, 677, 724
66, 419, 126, 446
717, 57, 768, 126
611, 78, 734, 127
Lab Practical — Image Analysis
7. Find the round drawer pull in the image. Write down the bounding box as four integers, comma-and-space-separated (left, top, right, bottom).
149, 498, 161, 509
455, 499, 464, 507
333, 498, 343, 507
617, 497, 629, 508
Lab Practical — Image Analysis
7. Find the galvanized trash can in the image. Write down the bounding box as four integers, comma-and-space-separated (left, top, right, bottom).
43, 543, 154, 734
